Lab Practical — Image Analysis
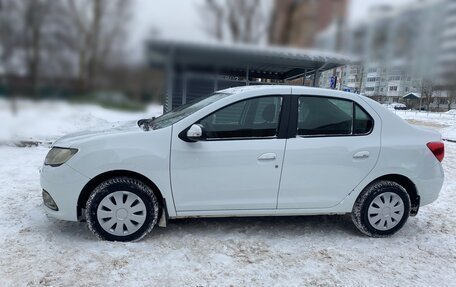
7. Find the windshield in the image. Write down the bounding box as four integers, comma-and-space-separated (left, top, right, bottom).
149, 92, 232, 130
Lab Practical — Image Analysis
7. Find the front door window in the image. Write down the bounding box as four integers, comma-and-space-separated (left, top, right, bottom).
197, 96, 283, 139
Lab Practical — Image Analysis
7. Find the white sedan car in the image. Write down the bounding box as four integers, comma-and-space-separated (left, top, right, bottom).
40, 86, 445, 241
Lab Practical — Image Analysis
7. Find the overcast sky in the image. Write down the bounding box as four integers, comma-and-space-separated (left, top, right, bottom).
128, 0, 412, 61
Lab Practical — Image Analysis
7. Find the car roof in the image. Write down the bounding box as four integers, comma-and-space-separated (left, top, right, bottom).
219, 85, 361, 100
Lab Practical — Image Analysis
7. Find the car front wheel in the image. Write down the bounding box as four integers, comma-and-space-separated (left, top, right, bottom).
352, 180, 411, 237
86, 177, 159, 242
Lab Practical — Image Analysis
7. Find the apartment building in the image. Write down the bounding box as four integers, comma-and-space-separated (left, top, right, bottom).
317, 0, 454, 110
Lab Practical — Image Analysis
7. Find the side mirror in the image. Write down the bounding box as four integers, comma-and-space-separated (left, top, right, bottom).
186, 124, 204, 141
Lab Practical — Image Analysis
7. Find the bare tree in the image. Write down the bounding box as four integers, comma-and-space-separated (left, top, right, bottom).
199, 0, 272, 44
0, 0, 16, 112
22, 0, 52, 97
445, 69, 456, 111
64, 0, 132, 91
0, 0, 56, 97
0, 1, 14, 66
421, 78, 435, 111
0, 0, 136, 112
448, 90, 455, 111
0, 0, 70, 115
1, 1, 76, 94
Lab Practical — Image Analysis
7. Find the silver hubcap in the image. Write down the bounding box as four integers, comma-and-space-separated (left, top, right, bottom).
97, 191, 147, 236
368, 192, 405, 231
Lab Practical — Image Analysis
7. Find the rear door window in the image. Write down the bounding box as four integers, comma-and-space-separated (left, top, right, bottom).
297, 96, 373, 137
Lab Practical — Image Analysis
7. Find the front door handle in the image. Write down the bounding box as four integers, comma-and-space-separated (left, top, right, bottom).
353, 151, 370, 159
258, 153, 277, 161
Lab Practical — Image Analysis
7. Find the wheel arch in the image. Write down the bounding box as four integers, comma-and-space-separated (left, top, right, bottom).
363, 174, 419, 216
77, 170, 166, 220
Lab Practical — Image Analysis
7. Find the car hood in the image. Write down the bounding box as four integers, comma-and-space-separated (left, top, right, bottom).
53, 120, 142, 148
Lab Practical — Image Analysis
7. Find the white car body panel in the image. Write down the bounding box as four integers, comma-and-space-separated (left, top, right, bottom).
170, 87, 291, 212
356, 96, 444, 205
39, 85, 444, 223
277, 88, 382, 209
42, 125, 178, 219
171, 138, 286, 211
40, 162, 90, 221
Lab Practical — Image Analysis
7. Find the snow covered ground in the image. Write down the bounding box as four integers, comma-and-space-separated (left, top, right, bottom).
393, 109, 456, 141
0, 99, 162, 144
0, 100, 455, 286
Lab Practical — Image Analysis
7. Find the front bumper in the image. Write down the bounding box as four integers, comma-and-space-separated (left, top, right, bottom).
40, 163, 90, 221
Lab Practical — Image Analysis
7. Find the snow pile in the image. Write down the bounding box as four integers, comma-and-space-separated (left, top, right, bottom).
0, 99, 162, 144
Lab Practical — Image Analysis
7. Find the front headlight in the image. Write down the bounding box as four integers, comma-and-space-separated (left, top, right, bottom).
44, 147, 78, 167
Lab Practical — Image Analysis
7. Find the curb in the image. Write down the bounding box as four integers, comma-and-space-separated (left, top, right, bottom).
0, 140, 53, 148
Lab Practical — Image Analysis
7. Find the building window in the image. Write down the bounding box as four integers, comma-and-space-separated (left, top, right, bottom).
389, 86, 398, 91
365, 87, 375, 92
368, 68, 377, 73
388, 76, 401, 81
367, 77, 379, 82
405, 87, 409, 92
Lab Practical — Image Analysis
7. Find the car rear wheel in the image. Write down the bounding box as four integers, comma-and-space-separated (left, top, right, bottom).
86, 177, 159, 242
352, 180, 411, 237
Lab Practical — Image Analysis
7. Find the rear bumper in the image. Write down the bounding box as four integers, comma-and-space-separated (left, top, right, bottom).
40, 163, 90, 221
416, 162, 444, 206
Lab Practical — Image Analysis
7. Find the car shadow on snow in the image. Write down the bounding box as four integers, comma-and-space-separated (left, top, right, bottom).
42, 213, 426, 242
145, 214, 362, 240
42, 214, 361, 242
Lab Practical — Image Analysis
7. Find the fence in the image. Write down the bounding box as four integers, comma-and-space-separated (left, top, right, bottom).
393, 109, 456, 120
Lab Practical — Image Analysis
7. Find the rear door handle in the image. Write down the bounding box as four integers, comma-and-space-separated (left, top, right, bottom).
258, 153, 277, 161
353, 151, 370, 159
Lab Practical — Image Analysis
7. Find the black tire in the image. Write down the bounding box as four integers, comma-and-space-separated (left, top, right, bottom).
86, 177, 159, 242
352, 180, 411, 237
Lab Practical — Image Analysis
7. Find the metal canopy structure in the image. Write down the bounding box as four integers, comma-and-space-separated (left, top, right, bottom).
147, 39, 352, 112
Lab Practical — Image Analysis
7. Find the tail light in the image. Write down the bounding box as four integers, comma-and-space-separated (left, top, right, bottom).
427, 142, 444, 162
